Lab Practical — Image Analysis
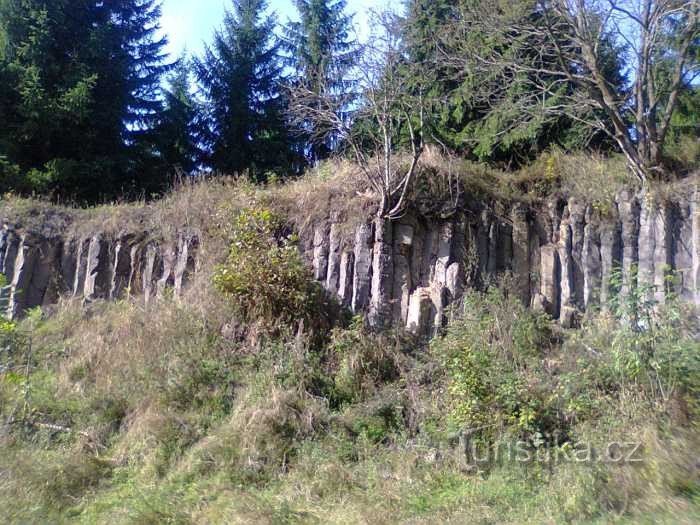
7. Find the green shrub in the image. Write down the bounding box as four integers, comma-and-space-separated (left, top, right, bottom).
434, 288, 556, 440
214, 207, 328, 329
327, 317, 404, 406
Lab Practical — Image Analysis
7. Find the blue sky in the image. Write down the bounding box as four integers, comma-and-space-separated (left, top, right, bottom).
160, 0, 389, 57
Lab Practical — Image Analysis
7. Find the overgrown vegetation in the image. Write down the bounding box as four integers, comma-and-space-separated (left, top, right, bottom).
0, 205, 697, 523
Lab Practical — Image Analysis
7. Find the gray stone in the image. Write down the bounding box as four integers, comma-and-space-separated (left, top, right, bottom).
539, 244, 560, 317
652, 200, 672, 305
511, 203, 530, 306
142, 243, 159, 304
568, 198, 586, 307
337, 251, 354, 307
72, 237, 91, 298
60, 239, 78, 295
617, 189, 640, 302
110, 236, 134, 300
174, 233, 198, 297
434, 222, 454, 287
409, 222, 425, 288
84, 234, 110, 301
406, 287, 434, 337
369, 217, 394, 328
560, 305, 578, 329
312, 226, 329, 282
351, 223, 373, 313
582, 207, 602, 308
637, 191, 655, 300
692, 185, 700, 306
673, 195, 694, 301
421, 226, 439, 287
325, 223, 342, 296
9, 236, 38, 318
446, 262, 463, 302
2, 231, 19, 284
392, 224, 414, 324
558, 219, 575, 317
28, 240, 60, 308
0, 227, 8, 275
599, 215, 622, 308
156, 243, 177, 296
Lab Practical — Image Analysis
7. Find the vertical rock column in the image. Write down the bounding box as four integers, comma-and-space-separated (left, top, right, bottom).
9, 236, 38, 318
28, 240, 60, 308
511, 203, 531, 306
110, 235, 134, 300
312, 225, 329, 282
637, 191, 656, 301
599, 215, 622, 309
325, 223, 342, 297
392, 223, 414, 324
558, 216, 577, 327
156, 243, 177, 297
352, 223, 373, 313
582, 206, 602, 309
673, 194, 694, 301
142, 243, 160, 304
692, 185, 700, 306
83, 234, 110, 302
652, 201, 672, 305
536, 244, 560, 318
369, 217, 394, 328
2, 231, 19, 285
637, 193, 673, 305
337, 251, 354, 307
72, 237, 91, 298
0, 228, 9, 276
617, 190, 641, 303
568, 199, 586, 308
174, 233, 198, 297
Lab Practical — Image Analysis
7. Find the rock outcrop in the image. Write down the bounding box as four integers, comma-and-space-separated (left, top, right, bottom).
1, 178, 698, 334
308, 179, 699, 335
0, 226, 198, 318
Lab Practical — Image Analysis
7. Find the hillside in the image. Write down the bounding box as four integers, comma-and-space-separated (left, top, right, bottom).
0, 156, 699, 523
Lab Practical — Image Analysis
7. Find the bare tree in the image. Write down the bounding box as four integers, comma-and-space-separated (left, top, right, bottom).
448, 0, 698, 183
288, 11, 425, 219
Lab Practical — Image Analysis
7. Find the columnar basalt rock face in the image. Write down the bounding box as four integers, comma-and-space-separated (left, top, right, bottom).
0, 225, 199, 319
2, 179, 698, 330
617, 190, 641, 302
691, 185, 700, 306
304, 179, 699, 336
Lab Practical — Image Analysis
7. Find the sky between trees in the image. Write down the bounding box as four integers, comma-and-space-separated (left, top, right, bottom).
161, 0, 383, 55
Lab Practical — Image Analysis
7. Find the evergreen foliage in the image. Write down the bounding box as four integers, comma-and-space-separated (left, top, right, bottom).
150, 57, 202, 177
401, 0, 628, 167
0, 0, 171, 201
284, 0, 359, 163
195, 0, 297, 181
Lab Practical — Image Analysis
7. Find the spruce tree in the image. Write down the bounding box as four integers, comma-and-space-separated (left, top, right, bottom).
195, 0, 295, 180
152, 57, 201, 176
0, 0, 171, 201
284, 0, 358, 163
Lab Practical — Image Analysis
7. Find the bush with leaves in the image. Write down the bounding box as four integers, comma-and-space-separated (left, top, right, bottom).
434, 286, 557, 442
0, 274, 17, 353
214, 208, 328, 330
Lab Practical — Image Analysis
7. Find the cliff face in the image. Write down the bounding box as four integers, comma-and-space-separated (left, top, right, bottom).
0, 227, 199, 318
304, 179, 700, 335
1, 178, 698, 332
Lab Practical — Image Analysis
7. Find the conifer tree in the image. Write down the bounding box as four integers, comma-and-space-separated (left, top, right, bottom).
152, 57, 201, 176
195, 0, 295, 180
284, 0, 358, 163
0, 0, 171, 200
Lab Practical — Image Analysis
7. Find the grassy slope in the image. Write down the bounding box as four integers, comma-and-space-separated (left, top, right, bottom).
0, 154, 698, 524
